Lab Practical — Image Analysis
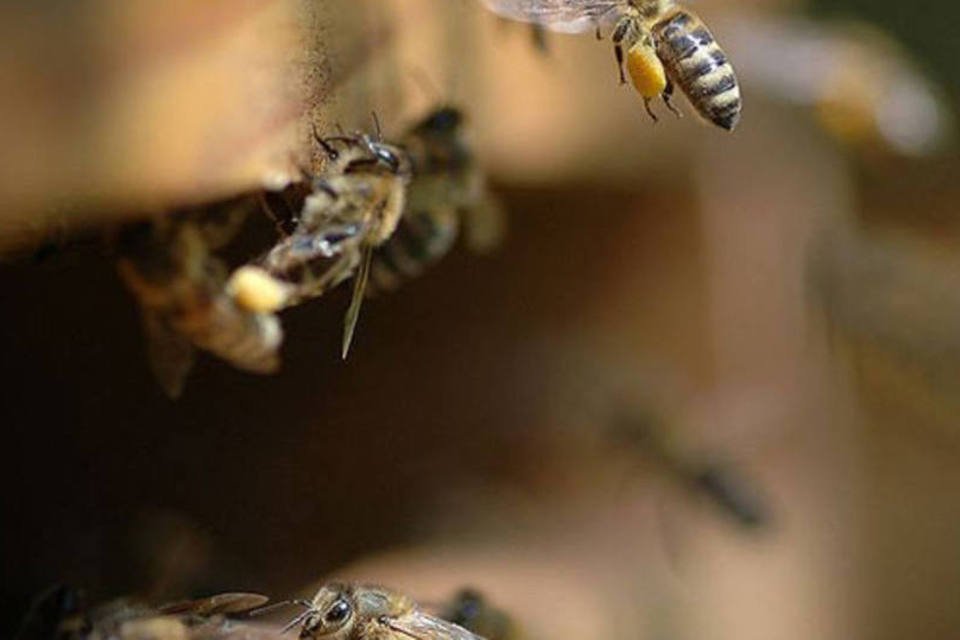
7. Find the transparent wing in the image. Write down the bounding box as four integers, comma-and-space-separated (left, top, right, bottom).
341, 245, 374, 359
141, 310, 194, 399
158, 593, 270, 616
462, 193, 507, 255
384, 611, 486, 640
478, 0, 623, 33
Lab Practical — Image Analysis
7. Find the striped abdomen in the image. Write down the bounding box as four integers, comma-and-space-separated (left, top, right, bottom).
368, 207, 459, 295
186, 296, 282, 374
653, 11, 741, 131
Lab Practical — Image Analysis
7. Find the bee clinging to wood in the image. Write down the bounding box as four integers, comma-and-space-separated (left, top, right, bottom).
229, 119, 413, 358
273, 583, 484, 640
478, 0, 741, 130
117, 203, 282, 398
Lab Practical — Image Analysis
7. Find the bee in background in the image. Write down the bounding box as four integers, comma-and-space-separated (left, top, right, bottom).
117, 203, 282, 398
367, 106, 504, 295
15, 587, 269, 640
277, 583, 483, 640
230, 122, 413, 358
441, 589, 521, 640
478, 0, 741, 130
606, 409, 770, 530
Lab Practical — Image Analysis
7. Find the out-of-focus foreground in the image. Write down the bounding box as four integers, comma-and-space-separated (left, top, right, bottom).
3, 1, 960, 640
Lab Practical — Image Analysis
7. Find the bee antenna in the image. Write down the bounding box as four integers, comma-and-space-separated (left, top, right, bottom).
370, 111, 383, 140
245, 599, 313, 620
280, 609, 314, 635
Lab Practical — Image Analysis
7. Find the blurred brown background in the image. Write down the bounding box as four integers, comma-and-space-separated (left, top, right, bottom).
3, 1, 960, 639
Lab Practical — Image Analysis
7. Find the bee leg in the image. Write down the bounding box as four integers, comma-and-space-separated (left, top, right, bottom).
312, 122, 340, 161
257, 192, 290, 238
611, 20, 630, 85
663, 79, 682, 118
614, 45, 627, 85
643, 97, 659, 123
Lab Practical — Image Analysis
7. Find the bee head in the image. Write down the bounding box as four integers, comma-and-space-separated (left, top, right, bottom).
298, 586, 355, 639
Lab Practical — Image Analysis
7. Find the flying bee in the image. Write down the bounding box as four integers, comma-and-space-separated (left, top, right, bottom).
607, 409, 770, 529
367, 106, 504, 295
117, 207, 282, 398
479, 0, 741, 130
275, 583, 483, 640
233, 122, 412, 358
440, 589, 520, 640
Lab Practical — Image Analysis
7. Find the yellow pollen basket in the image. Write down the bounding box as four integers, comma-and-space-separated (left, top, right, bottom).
626, 44, 667, 99
227, 265, 291, 313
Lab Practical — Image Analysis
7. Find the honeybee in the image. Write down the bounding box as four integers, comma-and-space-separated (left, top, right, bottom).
117, 208, 282, 398
278, 583, 484, 640
440, 589, 520, 640
368, 106, 504, 294
479, 0, 741, 130
234, 124, 412, 358
607, 409, 770, 529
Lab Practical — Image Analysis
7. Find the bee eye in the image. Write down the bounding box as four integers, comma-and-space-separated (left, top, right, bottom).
324, 600, 351, 624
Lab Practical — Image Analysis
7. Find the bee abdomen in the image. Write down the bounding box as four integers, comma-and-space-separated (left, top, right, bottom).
368, 209, 459, 295
654, 11, 741, 131
193, 300, 282, 373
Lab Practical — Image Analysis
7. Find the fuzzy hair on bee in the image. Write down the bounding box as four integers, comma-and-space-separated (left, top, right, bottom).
266, 583, 484, 640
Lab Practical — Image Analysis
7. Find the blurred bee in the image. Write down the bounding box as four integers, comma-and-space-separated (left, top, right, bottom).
16, 587, 268, 640
231, 122, 412, 358
478, 0, 741, 129
607, 409, 770, 529
117, 205, 282, 398
280, 583, 483, 640
367, 106, 504, 294
441, 589, 520, 640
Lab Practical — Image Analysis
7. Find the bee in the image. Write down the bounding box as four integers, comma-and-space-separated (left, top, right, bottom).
232, 123, 413, 358
479, 0, 741, 130
368, 106, 504, 295
441, 589, 520, 640
607, 409, 770, 529
117, 208, 283, 398
278, 583, 483, 640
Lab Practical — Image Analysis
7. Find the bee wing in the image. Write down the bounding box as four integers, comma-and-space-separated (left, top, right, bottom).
384, 611, 486, 640
158, 593, 270, 616
341, 244, 374, 359
462, 192, 507, 255
478, 0, 622, 33
141, 309, 195, 399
